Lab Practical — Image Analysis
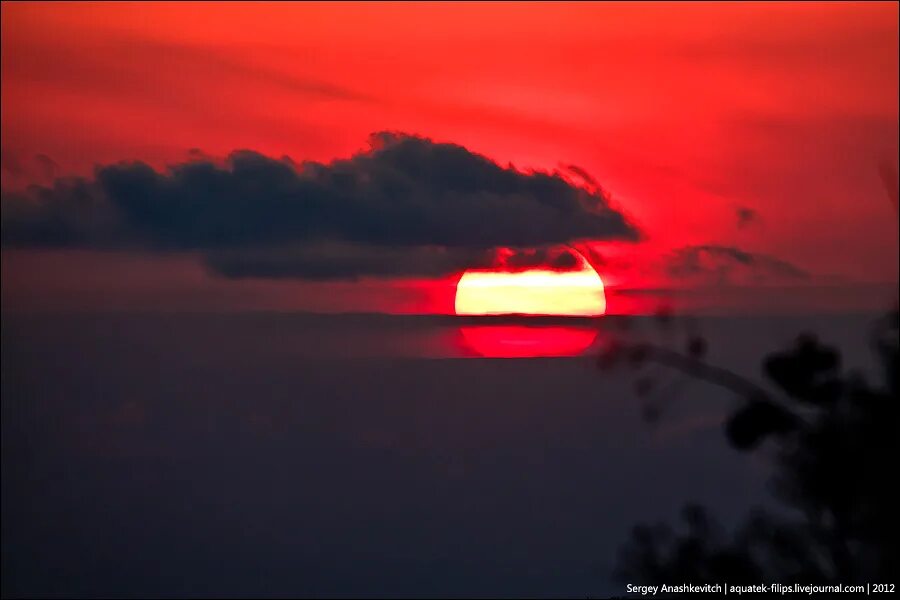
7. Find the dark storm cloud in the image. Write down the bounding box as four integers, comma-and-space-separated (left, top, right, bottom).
1, 133, 639, 278
564, 164, 600, 189
206, 243, 495, 281
208, 244, 587, 281
667, 244, 808, 285
0, 176, 121, 247
493, 246, 581, 272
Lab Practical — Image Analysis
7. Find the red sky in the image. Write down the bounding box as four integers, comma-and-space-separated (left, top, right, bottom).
1, 1, 898, 314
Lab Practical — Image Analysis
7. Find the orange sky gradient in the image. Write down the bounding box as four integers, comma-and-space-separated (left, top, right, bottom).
1, 2, 898, 314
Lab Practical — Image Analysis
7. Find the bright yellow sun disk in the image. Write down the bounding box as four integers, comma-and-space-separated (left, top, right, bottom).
455, 254, 606, 316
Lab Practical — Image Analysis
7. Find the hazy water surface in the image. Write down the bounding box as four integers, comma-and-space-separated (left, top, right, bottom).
1, 312, 881, 597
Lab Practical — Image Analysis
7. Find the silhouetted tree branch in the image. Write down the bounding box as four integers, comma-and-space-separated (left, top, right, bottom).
608, 305, 898, 585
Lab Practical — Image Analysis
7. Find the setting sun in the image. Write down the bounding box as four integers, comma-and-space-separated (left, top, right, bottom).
454, 249, 606, 316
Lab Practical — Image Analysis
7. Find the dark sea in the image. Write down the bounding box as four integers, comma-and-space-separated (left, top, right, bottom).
1, 311, 884, 598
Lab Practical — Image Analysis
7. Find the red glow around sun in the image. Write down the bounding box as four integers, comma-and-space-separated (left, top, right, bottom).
458, 325, 599, 358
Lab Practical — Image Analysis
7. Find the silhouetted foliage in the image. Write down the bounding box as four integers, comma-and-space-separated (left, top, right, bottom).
603, 304, 898, 585
725, 398, 798, 450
